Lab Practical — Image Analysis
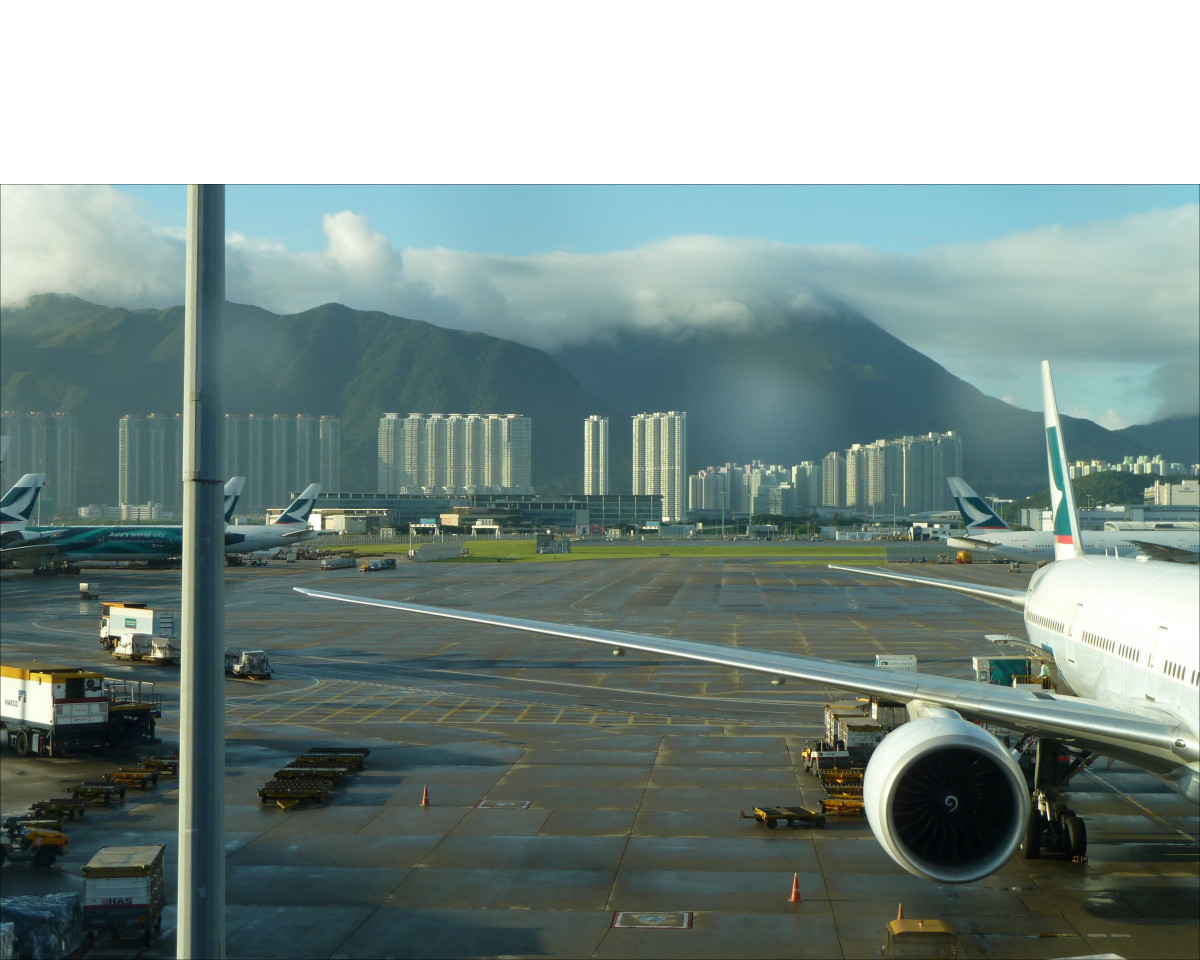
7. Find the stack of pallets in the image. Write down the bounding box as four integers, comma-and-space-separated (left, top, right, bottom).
257, 746, 371, 810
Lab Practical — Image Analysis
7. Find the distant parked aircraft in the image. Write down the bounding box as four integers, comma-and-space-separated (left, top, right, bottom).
947, 476, 1198, 564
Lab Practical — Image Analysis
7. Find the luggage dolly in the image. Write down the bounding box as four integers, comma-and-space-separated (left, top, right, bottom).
740, 805, 826, 830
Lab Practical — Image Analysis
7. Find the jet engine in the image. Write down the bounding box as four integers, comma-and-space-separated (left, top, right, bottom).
864, 715, 1029, 883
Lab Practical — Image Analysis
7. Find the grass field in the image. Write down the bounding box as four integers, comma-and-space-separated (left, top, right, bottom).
352, 540, 892, 564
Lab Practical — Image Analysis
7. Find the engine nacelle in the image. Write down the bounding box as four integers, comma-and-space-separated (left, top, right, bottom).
864, 715, 1029, 883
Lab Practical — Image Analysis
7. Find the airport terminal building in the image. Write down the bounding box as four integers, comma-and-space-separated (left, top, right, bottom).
307, 491, 663, 534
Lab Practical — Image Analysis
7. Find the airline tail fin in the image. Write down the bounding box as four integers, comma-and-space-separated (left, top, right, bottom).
0, 473, 46, 530
223, 477, 247, 525
274, 483, 320, 526
1041, 361, 1084, 562
947, 477, 1011, 533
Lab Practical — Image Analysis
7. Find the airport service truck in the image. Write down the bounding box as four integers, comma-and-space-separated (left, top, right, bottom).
1, 665, 161, 756
82, 845, 165, 947
99, 602, 177, 651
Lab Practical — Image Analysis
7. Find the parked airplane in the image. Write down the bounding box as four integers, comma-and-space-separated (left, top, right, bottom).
947, 476, 1199, 564
1, 478, 247, 572
0, 473, 46, 548
296, 363, 1198, 885
222, 482, 322, 554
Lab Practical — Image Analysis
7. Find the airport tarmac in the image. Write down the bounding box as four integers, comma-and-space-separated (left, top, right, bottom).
1, 551, 1197, 959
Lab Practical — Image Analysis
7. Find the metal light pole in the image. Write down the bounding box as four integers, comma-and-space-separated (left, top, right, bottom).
178, 184, 226, 959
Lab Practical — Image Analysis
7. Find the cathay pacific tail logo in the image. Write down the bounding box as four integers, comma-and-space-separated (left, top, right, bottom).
1045, 425, 1073, 542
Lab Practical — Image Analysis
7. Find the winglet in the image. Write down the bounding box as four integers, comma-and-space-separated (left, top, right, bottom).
1042, 361, 1084, 561
947, 477, 1011, 532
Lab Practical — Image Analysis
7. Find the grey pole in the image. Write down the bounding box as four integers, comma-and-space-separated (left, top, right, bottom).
178, 184, 226, 959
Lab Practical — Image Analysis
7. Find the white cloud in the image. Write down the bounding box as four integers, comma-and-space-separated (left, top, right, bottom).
2, 186, 1196, 425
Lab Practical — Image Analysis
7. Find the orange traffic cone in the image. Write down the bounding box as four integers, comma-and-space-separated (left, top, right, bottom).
788, 873, 802, 902
421, 785, 429, 807
896, 903, 904, 921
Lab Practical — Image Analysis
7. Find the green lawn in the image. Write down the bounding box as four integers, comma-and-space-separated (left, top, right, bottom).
442, 541, 890, 563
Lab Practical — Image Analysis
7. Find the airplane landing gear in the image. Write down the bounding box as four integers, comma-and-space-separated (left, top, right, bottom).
1018, 737, 1094, 860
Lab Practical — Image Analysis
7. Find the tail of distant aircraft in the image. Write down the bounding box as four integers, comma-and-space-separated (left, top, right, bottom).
223, 477, 247, 525
274, 483, 320, 530
947, 477, 1011, 533
1042, 361, 1084, 562
1, 473, 46, 533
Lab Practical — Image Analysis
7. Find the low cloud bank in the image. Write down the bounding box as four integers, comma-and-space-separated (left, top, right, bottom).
3, 186, 1196, 423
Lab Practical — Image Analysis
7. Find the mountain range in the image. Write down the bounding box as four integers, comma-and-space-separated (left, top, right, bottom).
2, 293, 1196, 507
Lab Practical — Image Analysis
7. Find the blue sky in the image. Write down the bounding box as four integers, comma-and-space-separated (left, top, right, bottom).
120, 184, 1199, 258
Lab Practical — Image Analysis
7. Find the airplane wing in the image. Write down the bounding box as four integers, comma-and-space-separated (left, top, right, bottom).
292, 586, 1184, 765
827, 564, 1027, 610
1128, 540, 1200, 564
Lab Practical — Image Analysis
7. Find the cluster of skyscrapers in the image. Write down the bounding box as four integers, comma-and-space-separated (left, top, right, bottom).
377, 413, 532, 496
118, 413, 340, 515
0, 411, 76, 517
690, 431, 964, 518
583, 412, 689, 522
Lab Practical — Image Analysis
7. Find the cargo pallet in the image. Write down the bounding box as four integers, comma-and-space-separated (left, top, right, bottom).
104, 767, 159, 789
820, 795, 865, 816
257, 746, 371, 809
257, 778, 332, 809
138, 755, 179, 777
68, 782, 126, 803
740, 805, 826, 829
31, 798, 88, 820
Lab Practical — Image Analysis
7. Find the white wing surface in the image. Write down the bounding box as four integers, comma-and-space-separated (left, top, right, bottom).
293, 586, 1183, 765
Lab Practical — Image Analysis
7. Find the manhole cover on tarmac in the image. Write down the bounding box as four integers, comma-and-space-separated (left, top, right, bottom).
612, 912, 693, 929
475, 800, 533, 809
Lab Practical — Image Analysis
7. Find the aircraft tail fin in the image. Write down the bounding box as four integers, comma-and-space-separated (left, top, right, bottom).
947, 477, 1011, 533
1041, 361, 1084, 562
223, 477, 247, 525
0, 473, 46, 529
274, 483, 320, 526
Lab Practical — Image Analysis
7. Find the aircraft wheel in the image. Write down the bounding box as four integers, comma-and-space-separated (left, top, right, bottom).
765, 818, 778, 829
34, 847, 56, 867
1065, 814, 1087, 857
1021, 811, 1042, 859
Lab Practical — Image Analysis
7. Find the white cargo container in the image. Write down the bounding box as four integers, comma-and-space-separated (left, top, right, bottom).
874, 654, 917, 672
99, 603, 177, 649
111, 635, 180, 664
225, 648, 272, 679
1, 664, 109, 756
82, 845, 165, 947
320, 555, 356, 570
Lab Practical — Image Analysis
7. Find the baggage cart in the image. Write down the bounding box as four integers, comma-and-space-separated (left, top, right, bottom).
67, 782, 126, 803
31, 797, 88, 820
740, 805, 826, 829
103, 767, 159, 790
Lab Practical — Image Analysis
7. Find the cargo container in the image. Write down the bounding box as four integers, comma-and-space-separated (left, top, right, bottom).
111, 635, 180, 665
972, 656, 1029, 686
225, 648, 272, 679
81, 845, 165, 947
320, 555, 356, 570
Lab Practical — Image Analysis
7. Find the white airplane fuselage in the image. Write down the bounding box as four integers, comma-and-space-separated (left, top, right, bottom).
223, 523, 318, 554
1023, 555, 1199, 800
950, 529, 1199, 563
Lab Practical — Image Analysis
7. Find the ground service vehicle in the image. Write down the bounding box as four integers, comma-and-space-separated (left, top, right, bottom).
1, 665, 160, 755
2, 665, 108, 756
321, 555, 356, 570
82, 845, 165, 947
1, 818, 69, 867
225, 648, 272, 679
359, 557, 396, 572
99, 602, 177, 651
